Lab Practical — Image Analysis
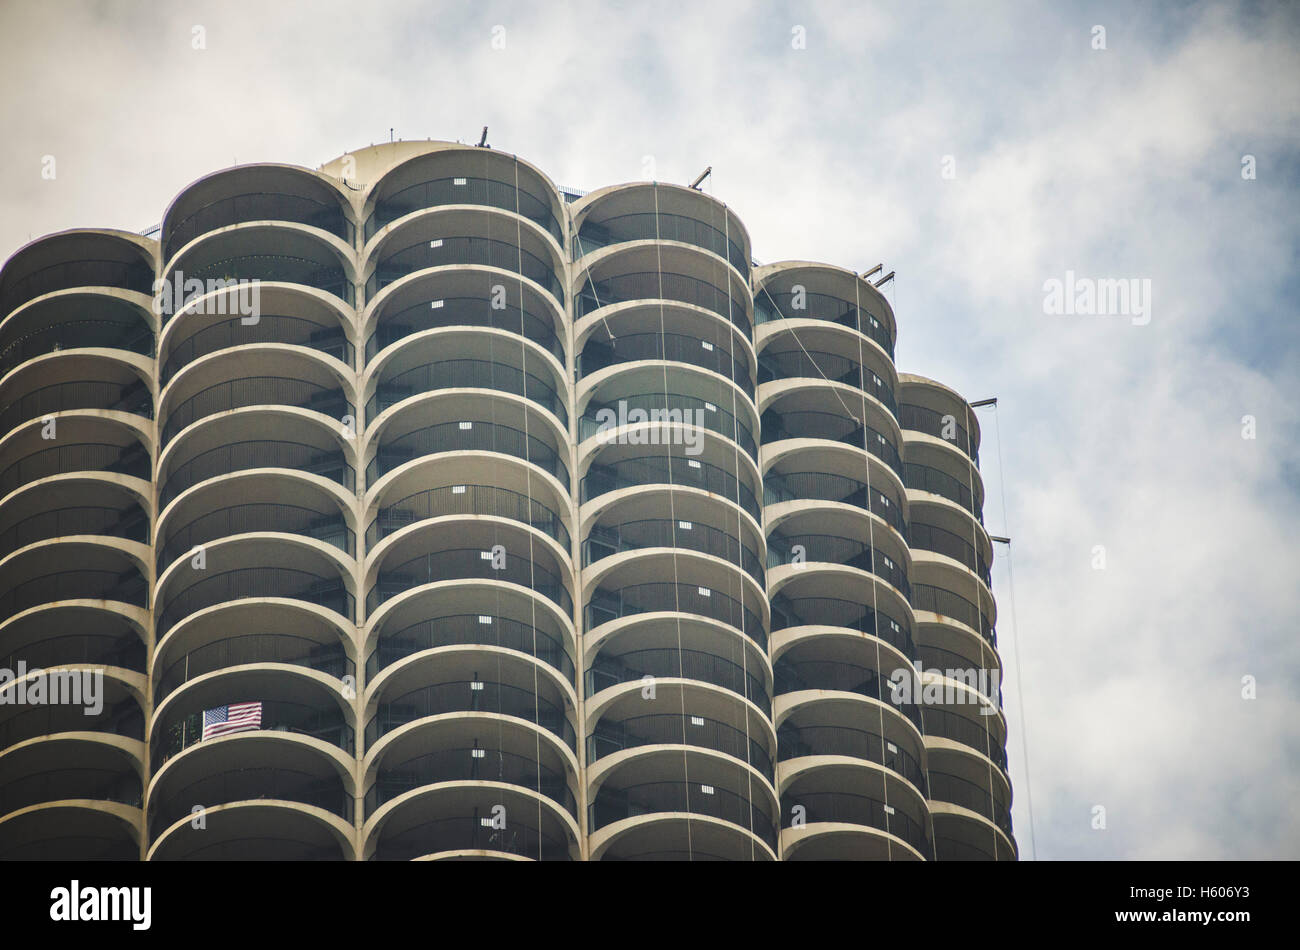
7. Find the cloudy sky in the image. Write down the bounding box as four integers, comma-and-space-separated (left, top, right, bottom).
2, 0, 1297, 859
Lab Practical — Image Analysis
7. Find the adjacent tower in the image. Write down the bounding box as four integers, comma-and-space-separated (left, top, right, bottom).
0, 141, 1014, 861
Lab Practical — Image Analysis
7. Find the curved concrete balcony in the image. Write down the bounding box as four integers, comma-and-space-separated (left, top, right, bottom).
0, 800, 142, 860
162, 163, 355, 266
575, 238, 751, 331
588, 745, 778, 860
585, 549, 769, 652
159, 347, 355, 448
903, 447, 987, 542
157, 410, 355, 513
159, 284, 353, 385
154, 535, 355, 641
584, 608, 772, 715
586, 677, 776, 784
363, 649, 577, 759
364, 782, 577, 861
0, 290, 154, 382
147, 732, 355, 856
364, 391, 569, 496
753, 262, 896, 362
920, 694, 1009, 775
779, 762, 930, 860
362, 264, 565, 368
760, 379, 904, 483
758, 336, 898, 425
769, 567, 916, 670
363, 144, 565, 250
772, 629, 921, 732
910, 500, 993, 593
766, 502, 912, 602
0, 735, 142, 828
150, 801, 354, 860
926, 747, 1014, 853
363, 710, 579, 826
0, 229, 155, 320
364, 516, 573, 622
366, 453, 572, 558
163, 221, 356, 316
898, 373, 982, 469
153, 598, 355, 707
579, 425, 763, 531
763, 451, 909, 551
156, 470, 355, 576
911, 568, 997, 648
582, 484, 765, 589
576, 303, 755, 402
364, 332, 568, 428
363, 206, 565, 308
0, 353, 152, 441
0, 601, 146, 679
364, 593, 577, 700
0, 424, 149, 511
0, 476, 148, 563
0, 538, 148, 628
572, 181, 750, 281
0, 669, 144, 758
776, 695, 927, 798
150, 667, 355, 778
578, 355, 757, 456
931, 803, 1018, 861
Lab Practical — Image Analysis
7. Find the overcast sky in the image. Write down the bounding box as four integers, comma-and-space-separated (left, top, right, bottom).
2, 0, 1297, 859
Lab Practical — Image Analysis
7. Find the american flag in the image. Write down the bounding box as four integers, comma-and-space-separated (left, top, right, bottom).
202, 702, 262, 740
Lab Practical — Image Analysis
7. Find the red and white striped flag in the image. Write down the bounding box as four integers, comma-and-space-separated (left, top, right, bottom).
202, 702, 262, 740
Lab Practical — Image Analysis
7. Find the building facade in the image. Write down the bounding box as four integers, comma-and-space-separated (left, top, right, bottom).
0, 141, 1014, 861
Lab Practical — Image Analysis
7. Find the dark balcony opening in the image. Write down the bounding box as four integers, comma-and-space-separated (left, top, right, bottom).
367, 358, 566, 426
576, 271, 749, 339
368, 548, 571, 616
161, 377, 353, 446
367, 420, 567, 487
754, 287, 894, 360
588, 713, 774, 782
366, 613, 574, 684
149, 767, 352, 838
589, 781, 777, 852
770, 593, 914, 660
898, 403, 979, 466
165, 192, 353, 262
153, 700, 354, 770
365, 294, 563, 363
162, 316, 352, 383
581, 456, 760, 523
154, 634, 353, 705
585, 583, 765, 651
576, 211, 747, 275
586, 647, 770, 716
367, 176, 563, 246
1, 256, 155, 316
366, 680, 575, 751
0, 378, 153, 436
367, 236, 563, 305
366, 748, 575, 818
156, 568, 354, 639
578, 331, 754, 399
160, 441, 352, 510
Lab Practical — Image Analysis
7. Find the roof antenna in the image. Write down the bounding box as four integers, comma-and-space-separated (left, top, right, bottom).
478, 126, 489, 148
690, 166, 711, 189
861, 264, 883, 281
390, 128, 394, 142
